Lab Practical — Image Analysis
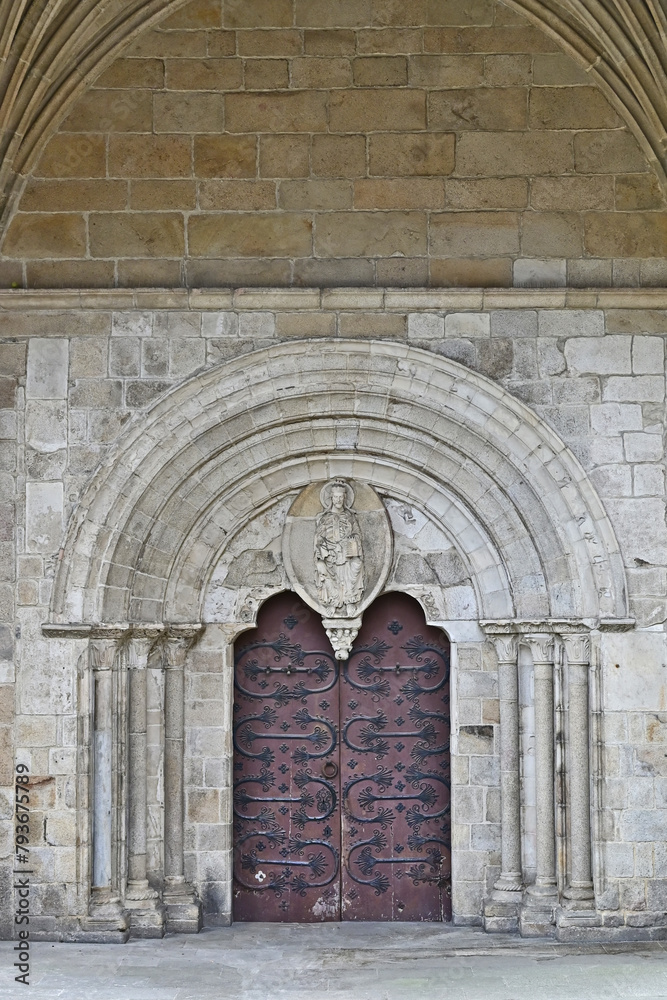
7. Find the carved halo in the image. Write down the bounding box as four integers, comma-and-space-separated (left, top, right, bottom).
320, 478, 355, 511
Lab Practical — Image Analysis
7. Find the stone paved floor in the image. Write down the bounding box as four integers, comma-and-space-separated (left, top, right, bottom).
1, 924, 667, 1000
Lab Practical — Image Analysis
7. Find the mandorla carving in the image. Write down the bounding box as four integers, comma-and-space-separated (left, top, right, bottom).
315, 479, 364, 618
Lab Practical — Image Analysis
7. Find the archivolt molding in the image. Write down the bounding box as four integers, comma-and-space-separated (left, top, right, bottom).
0, 0, 666, 233
49, 340, 629, 632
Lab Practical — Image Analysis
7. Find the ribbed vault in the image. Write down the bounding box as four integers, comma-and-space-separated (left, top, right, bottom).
0, 0, 665, 236
49, 340, 628, 628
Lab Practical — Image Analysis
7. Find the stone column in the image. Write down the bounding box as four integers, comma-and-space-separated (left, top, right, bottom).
562, 634, 595, 908
125, 631, 165, 937
522, 634, 558, 934
90, 639, 115, 893
162, 627, 202, 933
483, 634, 523, 932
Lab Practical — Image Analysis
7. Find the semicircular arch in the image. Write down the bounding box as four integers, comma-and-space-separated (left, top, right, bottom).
49, 339, 629, 628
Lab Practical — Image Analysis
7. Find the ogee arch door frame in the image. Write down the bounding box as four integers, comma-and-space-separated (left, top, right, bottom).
232, 591, 451, 922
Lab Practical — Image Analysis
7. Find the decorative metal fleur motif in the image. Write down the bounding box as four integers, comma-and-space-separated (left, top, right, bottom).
387, 621, 403, 635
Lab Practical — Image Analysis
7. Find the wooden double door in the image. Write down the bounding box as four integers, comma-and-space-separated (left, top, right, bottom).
232, 591, 451, 922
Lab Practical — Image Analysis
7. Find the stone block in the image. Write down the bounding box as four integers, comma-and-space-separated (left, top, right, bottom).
201, 313, 239, 338
26, 340, 68, 400
25, 482, 63, 554
409, 53, 483, 87
574, 130, 646, 173
523, 211, 583, 257
236, 28, 302, 56
490, 310, 537, 338
369, 132, 454, 176
15, 715, 57, 747
22, 178, 128, 212
534, 180, 615, 218
567, 258, 612, 288
454, 785, 484, 823
616, 173, 665, 211
456, 131, 573, 176
224, 0, 293, 27
25, 401, 67, 453
445, 312, 490, 338
3, 213, 86, 258
187, 788, 221, 823
62, 88, 152, 132
530, 87, 620, 129
540, 309, 604, 339
275, 313, 336, 338
89, 213, 185, 258
431, 213, 519, 256
315, 211, 426, 257
532, 52, 589, 85
469, 755, 499, 785
112, 312, 152, 338
633, 464, 664, 497
339, 313, 406, 338
585, 213, 667, 258
358, 26, 422, 52
109, 338, 140, 377
34, 134, 106, 178
623, 433, 663, 463
44, 811, 77, 846
189, 213, 312, 257
291, 56, 352, 89
431, 257, 512, 287
407, 313, 444, 340
458, 724, 494, 755
108, 134, 192, 177
311, 134, 366, 178
170, 339, 207, 376
238, 312, 276, 338
258, 134, 309, 178
199, 180, 277, 211
353, 55, 408, 86
243, 58, 290, 90
632, 337, 664, 375
354, 178, 444, 210
69, 380, 122, 408
279, 180, 353, 210
165, 56, 242, 92
330, 90, 426, 132
96, 57, 165, 89
153, 92, 225, 133
514, 258, 566, 288
484, 52, 531, 86
445, 177, 528, 210
226, 91, 328, 132
603, 375, 665, 403
564, 336, 631, 375
193, 135, 257, 178
304, 28, 355, 54
590, 403, 642, 434
471, 822, 500, 851
430, 87, 527, 130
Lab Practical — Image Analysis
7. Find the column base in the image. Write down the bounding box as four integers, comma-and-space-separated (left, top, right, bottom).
125, 880, 166, 938
81, 890, 129, 943
482, 889, 522, 933
556, 906, 603, 942
163, 877, 203, 934
562, 884, 595, 907
519, 889, 557, 937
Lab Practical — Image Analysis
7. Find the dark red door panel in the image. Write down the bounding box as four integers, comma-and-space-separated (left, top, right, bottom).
340, 593, 451, 921
233, 594, 341, 921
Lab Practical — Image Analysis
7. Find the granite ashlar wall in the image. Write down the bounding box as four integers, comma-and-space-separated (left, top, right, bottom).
0, 0, 666, 290
1, 288, 667, 936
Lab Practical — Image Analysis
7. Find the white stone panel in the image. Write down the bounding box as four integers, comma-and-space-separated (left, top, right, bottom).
623, 433, 663, 463
602, 632, 667, 711
590, 403, 642, 434
604, 376, 665, 402
514, 259, 566, 288
564, 336, 631, 374
444, 313, 490, 338
407, 313, 444, 339
633, 336, 664, 374
26, 339, 68, 399
26, 481, 64, 553
25, 401, 67, 453
538, 309, 604, 338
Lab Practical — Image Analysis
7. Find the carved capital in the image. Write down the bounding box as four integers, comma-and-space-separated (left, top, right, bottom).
89, 638, 117, 672
561, 634, 591, 665
492, 635, 518, 664
524, 633, 554, 664
127, 629, 163, 670
164, 627, 201, 670
323, 617, 361, 660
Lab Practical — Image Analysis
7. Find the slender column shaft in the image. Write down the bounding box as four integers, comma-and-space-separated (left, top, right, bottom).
90, 639, 116, 890
526, 634, 557, 897
164, 636, 188, 881
126, 636, 153, 893
563, 634, 595, 901
493, 635, 523, 891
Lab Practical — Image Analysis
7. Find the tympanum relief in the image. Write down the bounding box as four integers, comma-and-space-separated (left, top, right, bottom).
282, 478, 392, 658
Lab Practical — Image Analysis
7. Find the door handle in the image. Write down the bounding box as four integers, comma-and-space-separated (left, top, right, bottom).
322, 760, 338, 779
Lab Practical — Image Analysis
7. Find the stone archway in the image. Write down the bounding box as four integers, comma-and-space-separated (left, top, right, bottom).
43, 339, 631, 938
